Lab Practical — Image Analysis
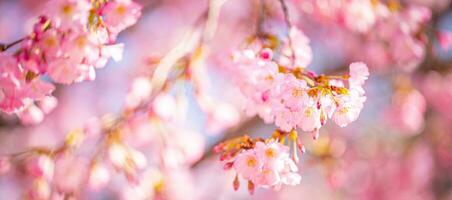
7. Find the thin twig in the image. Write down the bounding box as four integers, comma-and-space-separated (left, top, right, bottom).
0, 38, 25, 52
278, 0, 297, 64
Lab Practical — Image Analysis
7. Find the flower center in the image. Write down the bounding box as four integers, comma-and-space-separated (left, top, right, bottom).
265, 148, 275, 158
246, 156, 257, 167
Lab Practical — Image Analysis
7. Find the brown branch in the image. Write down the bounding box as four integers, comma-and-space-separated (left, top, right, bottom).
0, 37, 25, 52
191, 116, 261, 168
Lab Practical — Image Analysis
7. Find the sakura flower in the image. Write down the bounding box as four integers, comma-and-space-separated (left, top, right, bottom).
45, 0, 90, 30
343, 0, 376, 33
254, 141, 289, 170
47, 58, 87, 84
349, 62, 370, 88
234, 149, 262, 180
298, 94, 321, 132
333, 90, 366, 127
102, 0, 142, 35
279, 27, 312, 69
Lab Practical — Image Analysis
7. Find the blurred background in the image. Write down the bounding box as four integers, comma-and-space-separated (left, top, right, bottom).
0, 0, 451, 199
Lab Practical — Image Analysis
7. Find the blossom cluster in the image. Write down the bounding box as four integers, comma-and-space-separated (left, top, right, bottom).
233, 141, 301, 191
0, 0, 142, 124
299, 0, 432, 72
215, 131, 304, 194
233, 27, 369, 134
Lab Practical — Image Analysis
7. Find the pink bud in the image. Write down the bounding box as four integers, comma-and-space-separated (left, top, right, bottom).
311, 129, 319, 140
223, 161, 234, 170
18, 105, 44, 125
260, 48, 273, 60
233, 174, 240, 191
27, 155, 54, 180
247, 180, 255, 195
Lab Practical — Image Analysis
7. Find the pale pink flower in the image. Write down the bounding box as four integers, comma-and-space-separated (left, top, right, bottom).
234, 149, 262, 180
102, 0, 142, 34
278, 157, 301, 186
22, 79, 55, 100
45, 0, 91, 29
343, 0, 376, 33
101, 43, 125, 63
333, 90, 365, 127
255, 141, 289, 170
47, 58, 85, 84
297, 94, 321, 132
253, 167, 280, 187
280, 27, 312, 68
349, 62, 370, 88
37, 29, 62, 60
385, 89, 426, 134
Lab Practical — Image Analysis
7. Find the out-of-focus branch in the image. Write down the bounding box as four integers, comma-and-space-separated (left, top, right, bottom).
149, 10, 208, 96
278, 0, 296, 63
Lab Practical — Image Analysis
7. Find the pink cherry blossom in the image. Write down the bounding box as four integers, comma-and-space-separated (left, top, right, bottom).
102, 0, 142, 36
231, 141, 301, 190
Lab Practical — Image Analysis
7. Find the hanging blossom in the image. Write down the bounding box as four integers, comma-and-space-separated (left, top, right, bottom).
232, 27, 369, 135
215, 130, 305, 194
0, 0, 142, 124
